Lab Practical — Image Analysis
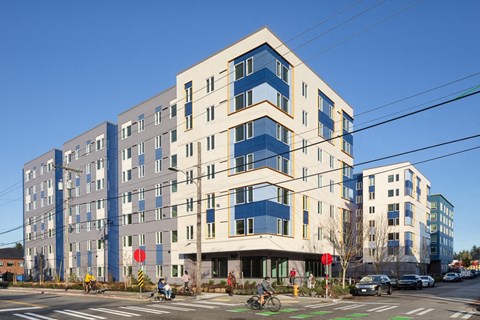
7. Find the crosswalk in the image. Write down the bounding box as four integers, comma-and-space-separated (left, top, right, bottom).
305, 302, 477, 319
9, 301, 240, 319
7, 301, 478, 319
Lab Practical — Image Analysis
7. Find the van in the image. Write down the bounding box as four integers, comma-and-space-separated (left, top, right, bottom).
460, 269, 473, 279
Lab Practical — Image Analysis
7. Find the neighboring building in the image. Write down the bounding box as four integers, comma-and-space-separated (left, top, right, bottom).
23, 149, 63, 281
0, 248, 24, 279
354, 162, 432, 276
62, 122, 118, 282
23, 27, 355, 283
428, 194, 454, 274
117, 87, 177, 282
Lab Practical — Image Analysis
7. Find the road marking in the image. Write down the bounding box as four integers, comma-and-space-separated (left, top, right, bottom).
368, 305, 398, 312
89, 307, 141, 317
304, 302, 338, 308
406, 308, 424, 314
1, 300, 46, 309
120, 306, 170, 315
462, 312, 475, 319
173, 302, 218, 309
12, 314, 41, 320
195, 300, 239, 306
451, 312, 462, 318
148, 304, 196, 311
0, 307, 43, 313
55, 309, 106, 320
417, 308, 434, 315
335, 304, 365, 310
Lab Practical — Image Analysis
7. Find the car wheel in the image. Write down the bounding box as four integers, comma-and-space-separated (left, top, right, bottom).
377, 286, 382, 296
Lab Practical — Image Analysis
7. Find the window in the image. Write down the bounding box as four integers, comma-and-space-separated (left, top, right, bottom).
277, 187, 290, 205
185, 86, 192, 103
276, 93, 289, 113
234, 62, 244, 80
186, 198, 194, 212
171, 205, 178, 218
329, 155, 335, 169
206, 105, 215, 122
302, 139, 308, 154
369, 206, 375, 214
171, 180, 177, 193
207, 222, 215, 238
185, 114, 192, 130
170, 154, 177, 168
207, 193, 215, 209
123, 236, 133, 247
122, 148, 132, 160
329, 180, 335, 193
138, 165, 145, 178
303, 224, 309, 239
207, 164, 215, 179
171, 230, 178, 243
302, 167, 308, 182
138, 188, 145, 201
137, 118, 145, 132
170, 104, 177, 118
302, 110, 308, 126
121, 125, 131, 140
139, 233, 146, 246
234, 156, 245, 173
276, 60, 289, 83
330, 205, 335, 218
234, 122, 253, 142
302, 82, 308, 98
207, 135, 215, 150
206, 76, 214, 93
234, 93, 245, 111
276, 124, 289, 144
138, 142, 145, 155
186, 225, 194, 240
235, 219, 245, 235
247, 218, 254, 235
170, 129, 177, 143
235, 186, 253, 204
155, 208, 163, 220
185, 170, 194, 185
156, 231, 163, 244
277, 156, 290, 175
155, 135, 161, 149
155, 159, 162, 173
317, 201, 323, 215
246, 90, 253, 106
246, 57, 253, 75
155, 108, 161, 125
155, 184, 162, 197
186, 142, 193, 157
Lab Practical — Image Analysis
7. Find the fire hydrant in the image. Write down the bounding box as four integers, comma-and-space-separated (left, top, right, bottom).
293, 284, 299, 298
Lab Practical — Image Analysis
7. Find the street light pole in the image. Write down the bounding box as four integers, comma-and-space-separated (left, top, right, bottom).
169, 141, 202, 296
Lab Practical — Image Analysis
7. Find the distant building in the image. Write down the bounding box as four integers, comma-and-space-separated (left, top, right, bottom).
428, 194, 454, 274
0, 248, 24, 278
354, 162, 432, 276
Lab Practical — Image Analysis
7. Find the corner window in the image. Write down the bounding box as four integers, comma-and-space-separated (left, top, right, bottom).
246, 57, 253, 75
234, 62, 244, 81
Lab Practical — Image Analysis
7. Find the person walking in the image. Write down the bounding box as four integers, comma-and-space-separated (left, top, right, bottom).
227, 271, 236, 296
289, 268, 296, 285
181, 271, 190, 293
308, 273, 315, 289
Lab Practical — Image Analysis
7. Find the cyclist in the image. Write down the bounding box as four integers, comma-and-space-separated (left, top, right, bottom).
257, 276, 276, 306
84, 272, 96, 293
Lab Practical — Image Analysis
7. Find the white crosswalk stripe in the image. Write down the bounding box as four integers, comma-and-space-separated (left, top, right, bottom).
417, 308, 434, 315
195, 301, 240, 306
462, 312, 475, 319
55, 309, 107, 320
451, 311, 477, 319
120, 306, 170, 315
304, 302, 338, 309
367, 305, 398, 312
334, 304, 365, 310
21, 313, 56, 320
89, 307, 141, 317
148, 304, 196, 312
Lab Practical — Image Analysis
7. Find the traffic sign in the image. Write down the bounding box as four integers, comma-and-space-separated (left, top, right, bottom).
321, 253, 333, 265
138, 270, 145, 287
134, 248, 146, 263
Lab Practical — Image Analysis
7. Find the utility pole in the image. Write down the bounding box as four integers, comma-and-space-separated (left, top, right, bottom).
55, 164, 82, 289
195, 141, 202, 297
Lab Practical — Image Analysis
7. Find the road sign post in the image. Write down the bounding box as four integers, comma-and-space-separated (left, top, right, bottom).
134, 249, 146, 294
321, 253, 333, 297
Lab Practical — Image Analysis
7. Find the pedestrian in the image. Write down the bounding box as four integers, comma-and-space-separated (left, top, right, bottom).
227, 271, 236, 296
289, 268, 296, 285
157, 278, 172, 300
181, 271, 190, 293
308, 273, 315, 289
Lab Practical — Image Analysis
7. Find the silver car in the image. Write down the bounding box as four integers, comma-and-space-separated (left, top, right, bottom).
419, 275, 435, 287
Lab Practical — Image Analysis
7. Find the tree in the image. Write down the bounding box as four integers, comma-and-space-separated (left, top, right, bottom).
15, 242, 23, 251
367, 218, 394, 274
325, 212, 365, 288
459, 250, 472, 268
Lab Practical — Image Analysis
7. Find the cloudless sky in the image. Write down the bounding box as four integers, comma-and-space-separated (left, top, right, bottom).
1, 0, 479, 253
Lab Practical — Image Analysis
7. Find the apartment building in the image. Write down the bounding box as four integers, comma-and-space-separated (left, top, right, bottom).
173, 27, 354, 282
354, 162, 432, 276
23, 27, 355, 283
428, 194, 454, 274
117, 87, 177, 282
23, 149, 63, 280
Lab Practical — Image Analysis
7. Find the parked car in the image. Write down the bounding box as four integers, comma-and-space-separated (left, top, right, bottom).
353, 275, 392, 296
389, 277, 398, 289
419, 275, 435, 287
397, 274, 423, 290
443, 272, 462, 282
460, 270, 473, 279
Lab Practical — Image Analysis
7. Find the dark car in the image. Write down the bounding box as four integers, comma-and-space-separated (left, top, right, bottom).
397, 274, 423, 290
353, 275, 392, 296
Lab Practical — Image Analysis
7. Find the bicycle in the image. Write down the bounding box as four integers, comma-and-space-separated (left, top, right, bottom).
245, 294, 281, 312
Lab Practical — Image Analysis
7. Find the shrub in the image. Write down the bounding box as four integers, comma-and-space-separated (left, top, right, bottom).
219, 280, 226, 286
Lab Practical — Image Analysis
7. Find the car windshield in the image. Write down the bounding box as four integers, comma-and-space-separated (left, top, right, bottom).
360, 276, 381, 282
419, 276, 428, 279
401, 275, 416, 280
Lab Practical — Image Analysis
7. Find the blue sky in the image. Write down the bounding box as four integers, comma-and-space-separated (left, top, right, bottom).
1, 0, 479, 253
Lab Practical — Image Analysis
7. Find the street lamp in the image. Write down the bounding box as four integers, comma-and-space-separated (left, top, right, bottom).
168, 151, 202, 296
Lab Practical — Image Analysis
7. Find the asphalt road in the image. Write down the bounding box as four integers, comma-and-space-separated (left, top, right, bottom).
0, 278, 479, 320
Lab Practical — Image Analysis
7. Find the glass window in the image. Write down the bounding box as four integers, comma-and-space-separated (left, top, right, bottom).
234, 62, 244, 80
236, 219, 245, 235
246, 57, 253, 75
